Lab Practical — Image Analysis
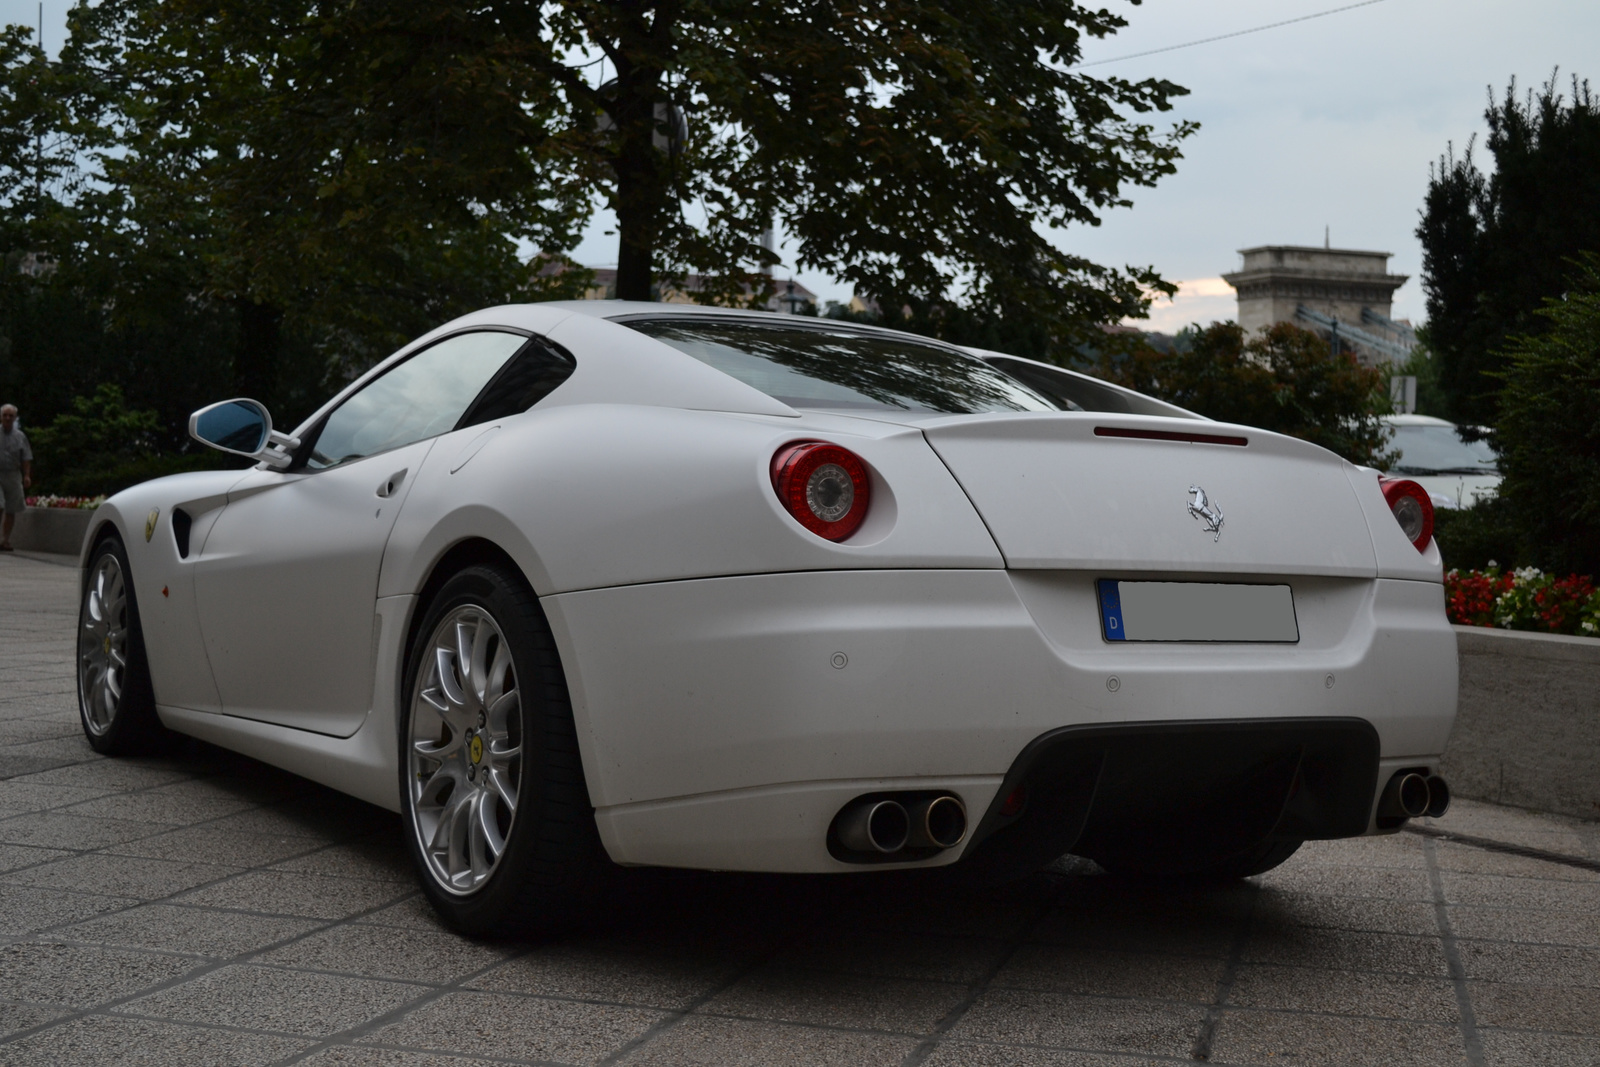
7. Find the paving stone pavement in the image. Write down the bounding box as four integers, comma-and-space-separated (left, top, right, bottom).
3, 549, 1598, 1066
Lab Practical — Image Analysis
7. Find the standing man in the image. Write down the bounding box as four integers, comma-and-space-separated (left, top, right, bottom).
0, 404, 33, 552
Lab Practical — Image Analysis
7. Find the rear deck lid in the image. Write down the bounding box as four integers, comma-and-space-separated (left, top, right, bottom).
922, 414, 1377, 577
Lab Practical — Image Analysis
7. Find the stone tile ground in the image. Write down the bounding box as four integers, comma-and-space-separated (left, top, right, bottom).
3, 550, 1597, 1065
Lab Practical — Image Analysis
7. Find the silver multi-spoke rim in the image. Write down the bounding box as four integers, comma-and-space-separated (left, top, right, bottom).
408, 605, 523, 895
78, 552, 129, 735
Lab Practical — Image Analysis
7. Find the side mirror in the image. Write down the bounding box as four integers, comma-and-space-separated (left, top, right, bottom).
189, 399, 300, 469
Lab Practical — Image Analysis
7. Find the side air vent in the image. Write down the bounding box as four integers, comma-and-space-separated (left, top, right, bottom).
172, 508, 193, 559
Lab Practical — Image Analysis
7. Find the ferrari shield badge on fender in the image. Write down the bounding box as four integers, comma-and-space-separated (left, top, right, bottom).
145, 507, 160, 543
1187, 486, 1223, 542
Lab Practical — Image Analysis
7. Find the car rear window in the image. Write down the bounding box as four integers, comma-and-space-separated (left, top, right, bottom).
623, 317, 1058, 414
980, 353, 1203, 420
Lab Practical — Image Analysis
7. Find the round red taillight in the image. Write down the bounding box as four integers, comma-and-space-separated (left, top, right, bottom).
1379, 477, 1434, 553
771, 441, 872, 542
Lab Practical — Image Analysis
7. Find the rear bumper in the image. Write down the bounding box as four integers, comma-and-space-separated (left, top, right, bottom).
542, 569, 1457, 872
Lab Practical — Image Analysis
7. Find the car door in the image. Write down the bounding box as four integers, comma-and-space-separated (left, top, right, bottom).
191, 329, 534, 736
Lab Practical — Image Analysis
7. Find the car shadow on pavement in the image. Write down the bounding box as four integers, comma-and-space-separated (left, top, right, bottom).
11, 732, 1599, 1065
149, 730, 1261, 950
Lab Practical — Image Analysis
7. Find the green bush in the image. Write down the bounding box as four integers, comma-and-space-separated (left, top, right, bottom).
1493, 255, 1600, 577
46, 452, 249, 498
28, 384, 247, 496
1432, 496, 1524, 572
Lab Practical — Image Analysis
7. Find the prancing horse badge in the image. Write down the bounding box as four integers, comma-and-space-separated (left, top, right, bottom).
1186, 486, 1223, 542
145, 507, 160, 543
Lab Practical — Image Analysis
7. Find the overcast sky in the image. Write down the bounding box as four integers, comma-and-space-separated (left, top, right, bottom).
573, 0, 1599, 329
1053, 0, 1600, 332
10, 0, 1600, 331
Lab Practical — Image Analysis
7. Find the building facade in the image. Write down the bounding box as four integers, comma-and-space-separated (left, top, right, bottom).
1221, 245, 1415, 365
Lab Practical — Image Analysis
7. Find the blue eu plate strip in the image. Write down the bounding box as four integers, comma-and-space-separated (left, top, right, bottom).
1097, 579, 1126, 641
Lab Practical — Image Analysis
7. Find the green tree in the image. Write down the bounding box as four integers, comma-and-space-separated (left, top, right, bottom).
56, 0, 1192, 344
0, 25, 87, 246
55, 0, 588, 400
1417, 73, 1600, 425
1094, 321, 1394, 466
1493, 255, 1600, 576
3, 1, 1197, 490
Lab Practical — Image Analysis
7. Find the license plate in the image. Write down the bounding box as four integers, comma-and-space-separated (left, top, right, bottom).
1097, 579, 1299, 643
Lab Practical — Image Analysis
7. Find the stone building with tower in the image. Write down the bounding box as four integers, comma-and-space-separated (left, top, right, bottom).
1221, 245, 1416, 365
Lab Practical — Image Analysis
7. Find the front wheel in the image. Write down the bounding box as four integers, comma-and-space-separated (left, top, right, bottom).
400, 564, 609, 938
77, 535, 163, 755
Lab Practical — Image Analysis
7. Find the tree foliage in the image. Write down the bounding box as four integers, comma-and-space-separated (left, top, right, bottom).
1, 1, 1194, 491
1492, 254, 1600, 577
53, 1, 587, 391
12, 0, 1193, 356
1092, 321, 1394, 467
1418, 73, 1600, 425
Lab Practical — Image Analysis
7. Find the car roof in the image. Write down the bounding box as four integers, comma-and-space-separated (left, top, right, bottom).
543, 299, 977, 350
1382, 414, 1455, 427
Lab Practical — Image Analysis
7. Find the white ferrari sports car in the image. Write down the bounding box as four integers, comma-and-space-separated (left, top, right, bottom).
76, 301, 1457, 934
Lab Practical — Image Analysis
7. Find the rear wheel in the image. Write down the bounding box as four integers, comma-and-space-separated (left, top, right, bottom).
400, 564, 608, 938
77, 536, 164, 755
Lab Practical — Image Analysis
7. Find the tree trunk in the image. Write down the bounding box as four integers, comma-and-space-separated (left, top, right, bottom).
235, 299, 283, 405
607, 5, 679, 303
615, 197, 654, 301
612, 97, 668, 302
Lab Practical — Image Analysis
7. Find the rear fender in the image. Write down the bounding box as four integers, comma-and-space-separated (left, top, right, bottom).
377, 403, 1003, 600
1344, 464, 1445, 581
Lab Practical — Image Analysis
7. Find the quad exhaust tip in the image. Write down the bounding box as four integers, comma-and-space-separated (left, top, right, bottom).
1424, 775, 1450, 818
1379, 770, 1451, 822
911, 795, 968, 849
835, 793, 967, 857
837, 799, 911, 854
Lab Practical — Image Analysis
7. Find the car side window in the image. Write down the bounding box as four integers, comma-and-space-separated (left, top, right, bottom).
306, 331, 529, 470
459, 336, 576, 427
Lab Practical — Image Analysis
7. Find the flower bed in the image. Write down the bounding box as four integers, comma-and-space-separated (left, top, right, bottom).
24, 494, 105, 510
1446, 565, 1600, 637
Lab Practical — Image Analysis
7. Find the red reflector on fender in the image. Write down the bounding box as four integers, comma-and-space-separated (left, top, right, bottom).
1094, 426, 1248, 446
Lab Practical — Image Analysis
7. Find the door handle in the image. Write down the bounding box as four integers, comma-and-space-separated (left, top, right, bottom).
375, 469, 408, 498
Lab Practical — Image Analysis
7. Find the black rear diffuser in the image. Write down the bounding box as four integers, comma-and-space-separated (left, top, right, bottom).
961, 717, 1381, 881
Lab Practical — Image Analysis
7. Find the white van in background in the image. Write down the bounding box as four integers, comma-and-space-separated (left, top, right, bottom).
1383, 414, 1500, 510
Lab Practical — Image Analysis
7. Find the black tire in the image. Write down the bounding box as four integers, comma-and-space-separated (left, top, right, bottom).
399, 563, 610, 938
77, 534, 164, 755
1097, 837, 1303, 881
